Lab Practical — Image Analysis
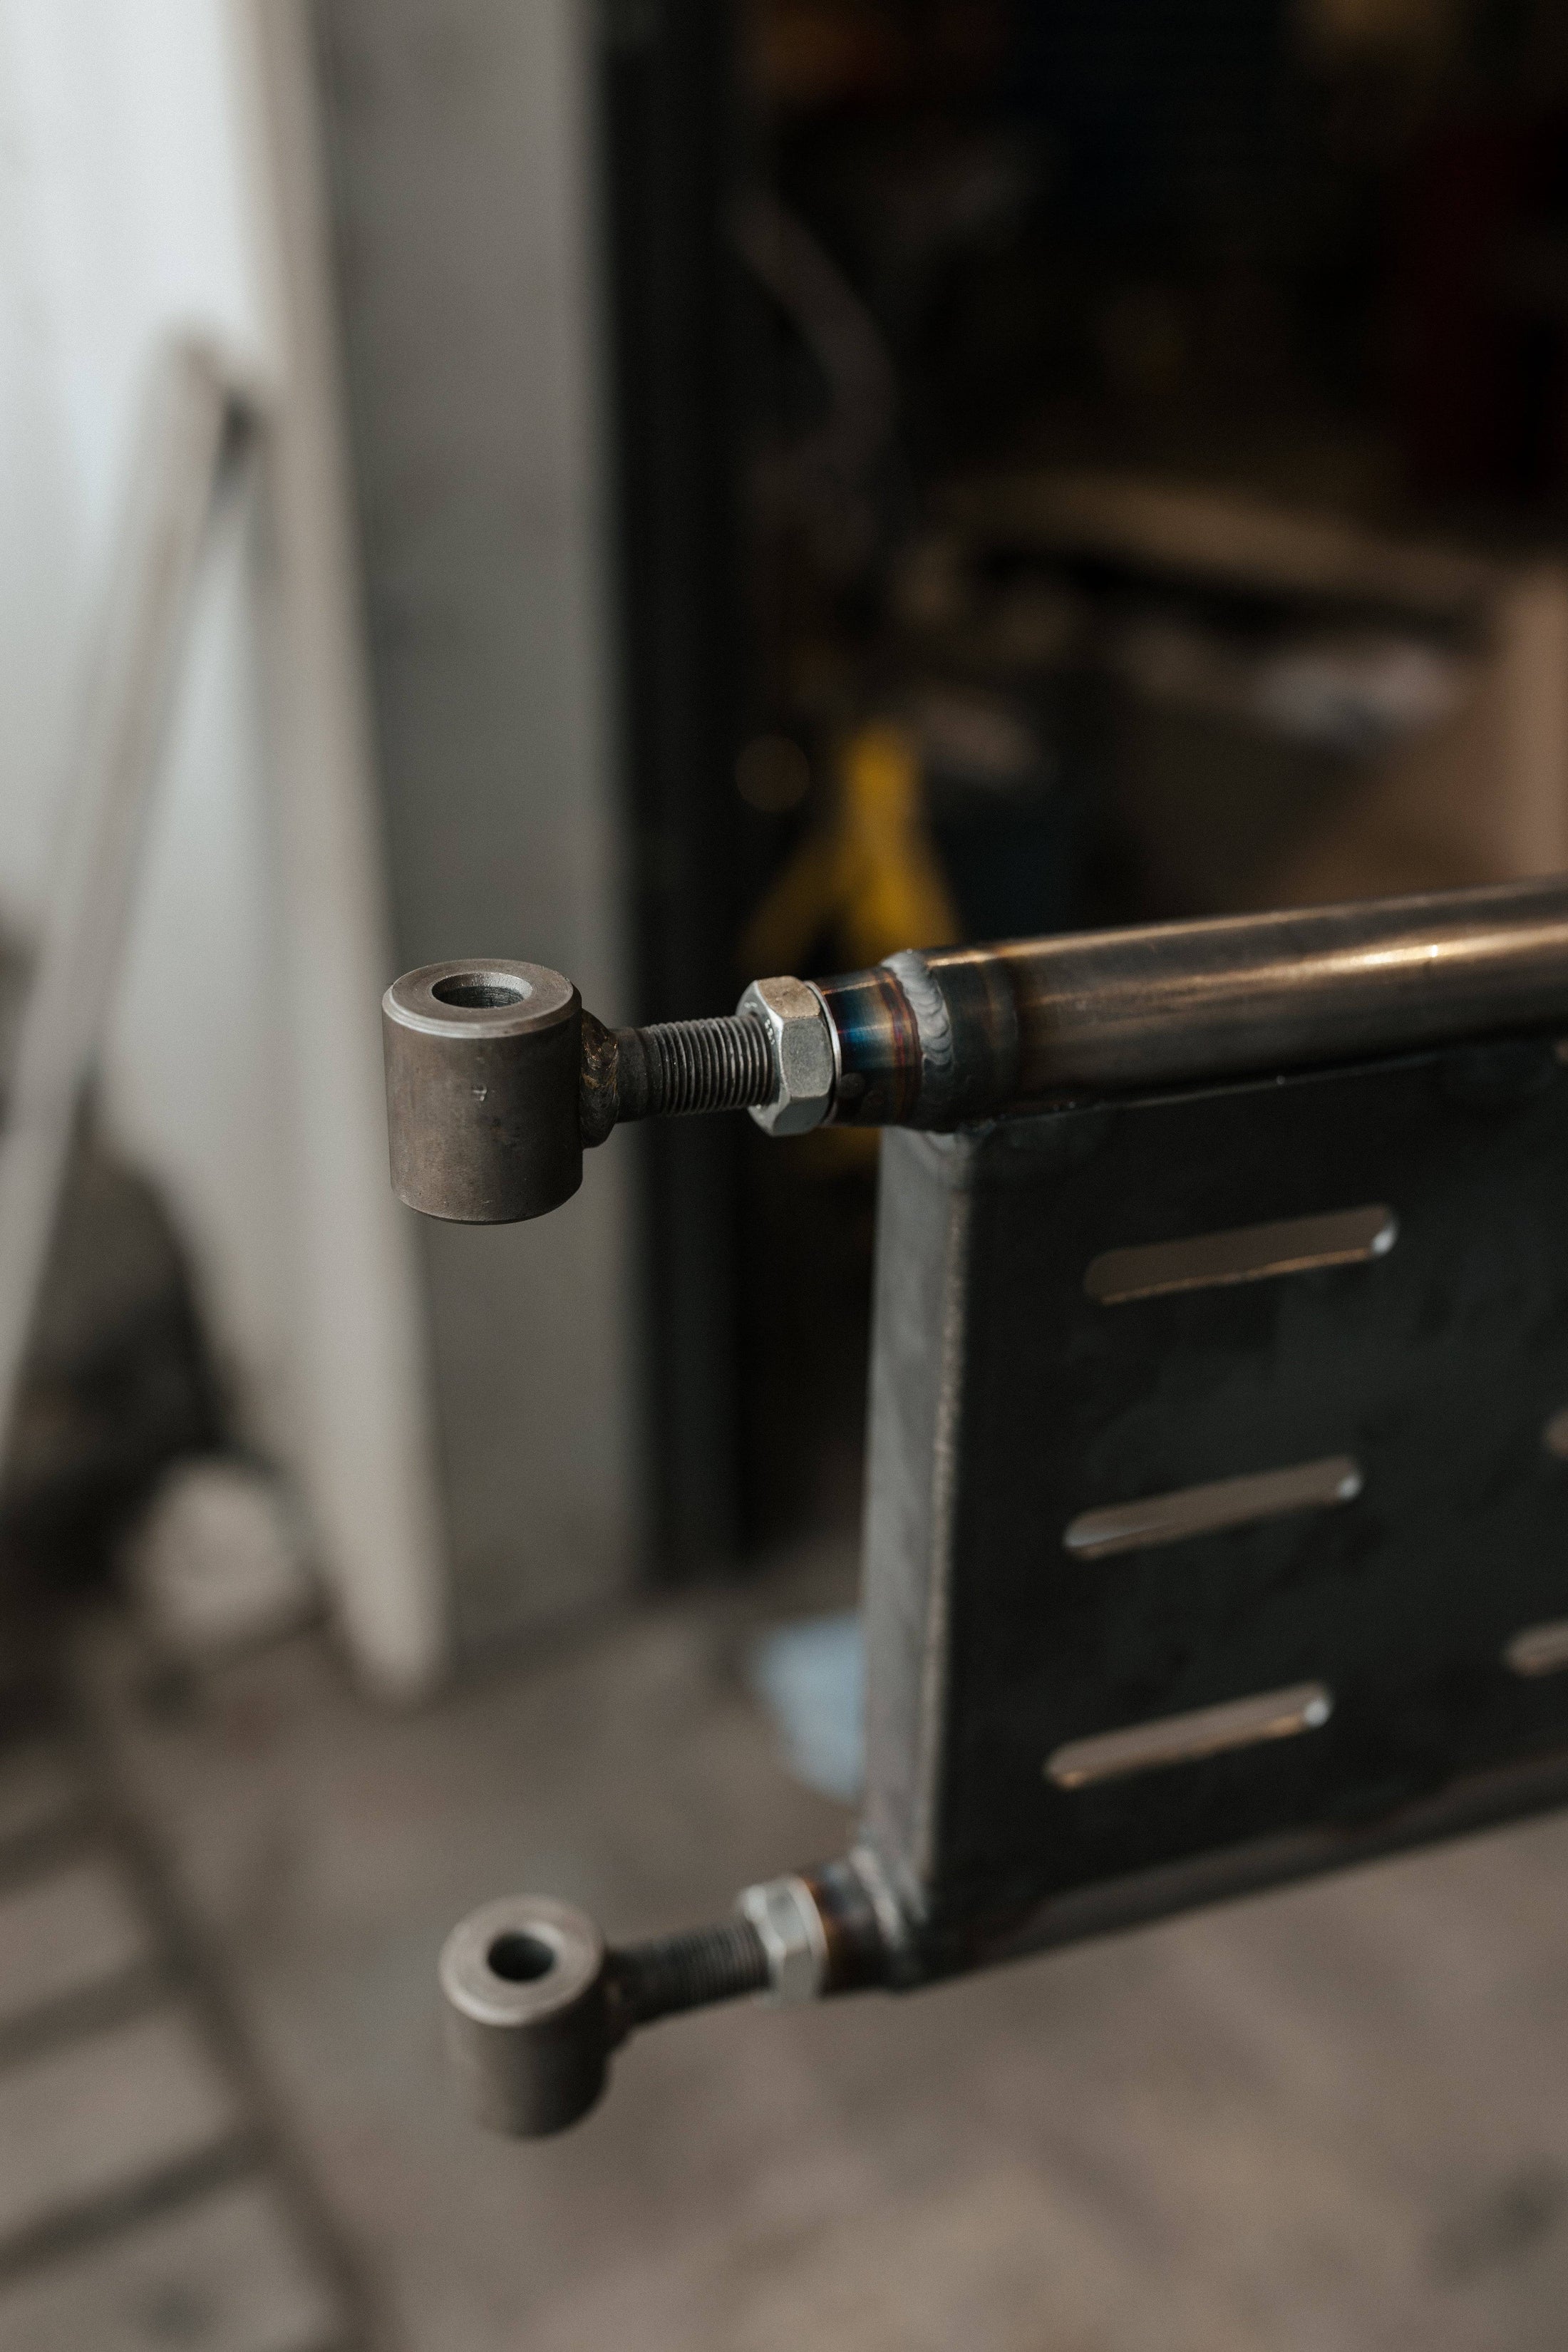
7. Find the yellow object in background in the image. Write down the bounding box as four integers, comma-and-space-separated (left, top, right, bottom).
741, 721, 960, 979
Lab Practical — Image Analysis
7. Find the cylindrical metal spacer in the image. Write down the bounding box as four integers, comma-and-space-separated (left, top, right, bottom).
440, 1896, 610, 2137
383, 959, 582, 1222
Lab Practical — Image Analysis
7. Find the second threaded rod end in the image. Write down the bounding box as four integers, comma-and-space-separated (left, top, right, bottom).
614, 1013, 777, 1122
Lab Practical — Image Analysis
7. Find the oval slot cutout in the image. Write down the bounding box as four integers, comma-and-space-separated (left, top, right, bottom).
1047, 1681, 1334, 1789
1505, 1621, 1568, 1678
1544, 1408, 1568, 1461
1085, 1205, 1396, 1306
1064, 1455, 1361, 1562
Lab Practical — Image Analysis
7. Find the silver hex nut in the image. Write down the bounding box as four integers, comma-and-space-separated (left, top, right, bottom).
737, 976, 836, 1136
738, 1875, 829, 2005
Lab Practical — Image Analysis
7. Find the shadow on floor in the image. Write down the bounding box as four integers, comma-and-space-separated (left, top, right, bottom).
6, 1541, 1568, 2349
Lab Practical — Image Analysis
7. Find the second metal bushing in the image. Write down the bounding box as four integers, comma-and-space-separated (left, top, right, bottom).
440, 1897, 612, 2136
383, 960, 582, 1222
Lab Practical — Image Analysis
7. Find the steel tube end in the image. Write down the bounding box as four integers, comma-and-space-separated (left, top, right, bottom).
383, 960, 582, 1223
440, 1897, 612, 2137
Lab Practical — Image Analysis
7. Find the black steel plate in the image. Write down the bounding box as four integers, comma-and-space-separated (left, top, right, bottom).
861, 1037, 1568, 1965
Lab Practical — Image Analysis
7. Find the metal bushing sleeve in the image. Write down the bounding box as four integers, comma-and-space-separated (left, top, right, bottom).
440, 1897, 611, 2137
383, 959, 583, 1222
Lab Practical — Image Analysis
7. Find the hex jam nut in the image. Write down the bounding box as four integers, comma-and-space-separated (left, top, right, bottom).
738, 1875, 829, 2004
738, 976, 836, 1137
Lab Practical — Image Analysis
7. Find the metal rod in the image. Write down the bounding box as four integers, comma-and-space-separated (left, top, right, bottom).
383, 877, 1568, 1224
820, 878, 1568, 1128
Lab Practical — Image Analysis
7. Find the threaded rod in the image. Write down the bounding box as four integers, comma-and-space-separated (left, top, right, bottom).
612, 1918, 770, 2028
614, 1014, 776, 1122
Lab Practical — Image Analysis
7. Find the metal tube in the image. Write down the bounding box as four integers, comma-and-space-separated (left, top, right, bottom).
382, 879, 1568, 1219
820, 878, 1568, 1128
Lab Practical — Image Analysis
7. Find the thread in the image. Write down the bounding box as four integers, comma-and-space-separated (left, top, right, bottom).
637, 1014, 775, 1117
616, 1919, 770, 2025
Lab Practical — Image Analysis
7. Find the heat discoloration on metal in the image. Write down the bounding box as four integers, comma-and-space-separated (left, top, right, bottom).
816, 965, 924, 1125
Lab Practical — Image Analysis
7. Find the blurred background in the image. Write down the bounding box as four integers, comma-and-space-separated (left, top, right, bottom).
8, 0, 1568, 2346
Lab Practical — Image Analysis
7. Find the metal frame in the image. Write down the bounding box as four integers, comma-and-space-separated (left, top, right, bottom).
860, 1031, 1568, 1983
413, 877, 1568, 2130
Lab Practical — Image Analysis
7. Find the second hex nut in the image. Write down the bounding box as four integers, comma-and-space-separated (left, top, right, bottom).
738, 1875, 829, 2004
737, 976, 837, 1135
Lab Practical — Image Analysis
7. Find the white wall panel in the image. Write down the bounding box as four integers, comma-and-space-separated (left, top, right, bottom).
0, 0, 448, 1691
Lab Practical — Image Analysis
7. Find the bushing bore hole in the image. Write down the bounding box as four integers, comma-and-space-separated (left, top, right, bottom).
487, 1930, 556, 1984
433, 973, 530, 1010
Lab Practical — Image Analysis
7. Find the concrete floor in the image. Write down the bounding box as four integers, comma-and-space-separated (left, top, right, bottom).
9, 1551, 1568, 2348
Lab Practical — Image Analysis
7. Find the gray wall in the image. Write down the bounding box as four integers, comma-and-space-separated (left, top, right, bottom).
316, 0, 641, 1649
